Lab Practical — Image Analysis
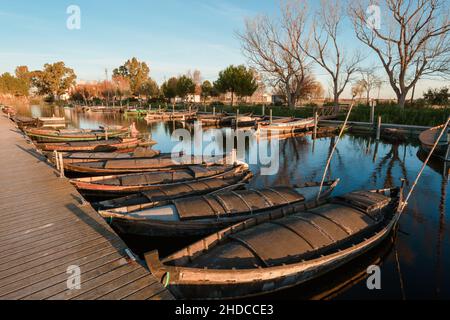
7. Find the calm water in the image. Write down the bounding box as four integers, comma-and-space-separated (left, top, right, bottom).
19, 104, 450, 299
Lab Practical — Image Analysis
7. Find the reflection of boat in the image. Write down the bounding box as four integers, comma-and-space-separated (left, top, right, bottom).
419, 125, 449, 161
416, 149, 449, 176
70, 163, 247, 199
146, 186, 404, 300
256, 118, 315, 135
37, 137, 154, 152
98, 180, 338, 238
25, 127, 129, 142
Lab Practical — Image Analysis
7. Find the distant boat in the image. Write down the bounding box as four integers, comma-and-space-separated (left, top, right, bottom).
37, 117, 66, 128
98, 180, 339, 238
419, 124, 450, 161
145, 110, 197, 121
146, 186, 404, 300
257, 118, 315, 135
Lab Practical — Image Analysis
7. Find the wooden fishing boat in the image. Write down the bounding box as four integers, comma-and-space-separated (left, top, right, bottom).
37, 137, 155, 152
257, 118, 315, 135
37, 117, 66, 128
196, 113, 227, 126
98, 180, 339, 238
13, 116, 37, 129
25, 126, 129, 142
220, 113, 259, 127
70, 162, 248, 199
63, 153, 233, 175
419, 125, 449, 161
43, 147, 161, 165
145, 185, 404, 299
95, 169, 253, 210
145, 110, 197, 121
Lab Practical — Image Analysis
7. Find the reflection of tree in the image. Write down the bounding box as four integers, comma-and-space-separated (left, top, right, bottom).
371, 143, 410, 188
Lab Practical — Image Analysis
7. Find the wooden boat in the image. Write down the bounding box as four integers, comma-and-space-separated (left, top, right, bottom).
196, 113, 227, 126
70, 162, 248, 199
98, 180, 339, 238
145, 110, 197, 121
95, 169, 253, 210
43, 147, 161, 165
37, 137, 155, 152
220, 113, 259, 127
63, 153, 234, 175
25, 126, 129, 142
257, 118, 315, 135
419, 125, 449, 161
13, 116, 37, 129
37, 117, 66, 128
145, 185, 404, 299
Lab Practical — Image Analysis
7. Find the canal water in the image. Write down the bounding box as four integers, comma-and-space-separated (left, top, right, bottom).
18, 104, 450, 299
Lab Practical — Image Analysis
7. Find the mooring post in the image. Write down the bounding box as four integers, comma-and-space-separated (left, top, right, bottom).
370, 100, 375, 124
231, 148, 237, 164
105, 128, 108, 141
313, 111, 318, 139
54, 150, 60, 170
262, 105, 265, 116
236, 109, 239, 128
172, 104, 175, 114
59, 152, 65, 178
158, 105, 161, 112
376, 116, 381, 140
213, 107, 216, 116
270, 109, 273, 124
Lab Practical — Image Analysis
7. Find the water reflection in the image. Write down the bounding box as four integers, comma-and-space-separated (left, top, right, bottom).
16, 104, 450, 299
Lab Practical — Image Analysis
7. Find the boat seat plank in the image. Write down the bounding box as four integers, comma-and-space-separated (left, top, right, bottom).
294, 212, 349, 241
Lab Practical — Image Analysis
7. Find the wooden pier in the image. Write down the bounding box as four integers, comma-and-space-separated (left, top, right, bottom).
0, 115, 173, 300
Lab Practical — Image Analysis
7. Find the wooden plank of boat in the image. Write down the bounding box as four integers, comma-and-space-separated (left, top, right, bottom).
97, 180, 339, 238
63, 153, 233, 175
70, 163, 248, 199
144, 186, 404, 299
37, 138, 155, 152
25, 127, 129, 142
419, 125, 449, 160
95, 170, 253, 210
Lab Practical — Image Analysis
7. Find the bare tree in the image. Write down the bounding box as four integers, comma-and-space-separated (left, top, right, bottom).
349, 0, 450, 109
300, 0, 363, 111
359, 67, 383, 105
237, 1, 312, 108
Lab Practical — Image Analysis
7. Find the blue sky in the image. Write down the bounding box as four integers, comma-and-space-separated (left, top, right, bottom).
0, 0, 446, 98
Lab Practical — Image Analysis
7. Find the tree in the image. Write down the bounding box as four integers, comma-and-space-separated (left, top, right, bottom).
176, 75, 196, 101
32, 61, 76, 100
423, 87, 449, 105
15, 66, 31, 95
112, 75, 131, 105
238, 1, 312, 108
0, 72, 29, 96
113, 57, 150, 96
71, 83, 97, 105
349, 0, 450, 109
201, 80, 213, 103
140, 78, 159, 99
214, 65, 258, 106
300, 0, 363, 111
161, 77, 178, 101
358, 68, 383, 105
352, 80, 366, 101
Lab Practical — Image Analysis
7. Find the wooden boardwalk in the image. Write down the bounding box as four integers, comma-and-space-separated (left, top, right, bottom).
0, 115, 173, 300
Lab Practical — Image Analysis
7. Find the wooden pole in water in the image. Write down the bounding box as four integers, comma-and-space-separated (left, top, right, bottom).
376, 116, 381, 140
317, 102, 355, 200
213, 107, 216, 116
236, 109, 239, 128
105, 128, 108, 141
262, 105, 265, 116
54, 151, 60, 170
270, 109, 273, 124
400, 117, 450, 212
313, 111, 318, 139
370, 100, 375, 124
59, 152, 65, 178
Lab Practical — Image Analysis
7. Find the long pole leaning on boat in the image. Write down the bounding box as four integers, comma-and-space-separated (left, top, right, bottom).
399, 116, 450, 213
317, 102, 355, 200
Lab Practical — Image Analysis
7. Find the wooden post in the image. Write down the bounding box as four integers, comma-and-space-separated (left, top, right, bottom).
59, 152, 65, 178
376, 116, 381, 140
262, 105, 265, 116
105, 128, 109, 141
159, 105, 161, 112
270, 109, 273, 124
231, 148, 237, 164
54, 151, 60, 170
172, 104, 175, 114
213, 107, 216, 116
313, 111, 318, 139
370, 100, 375, 124
236, 109, 239, 128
